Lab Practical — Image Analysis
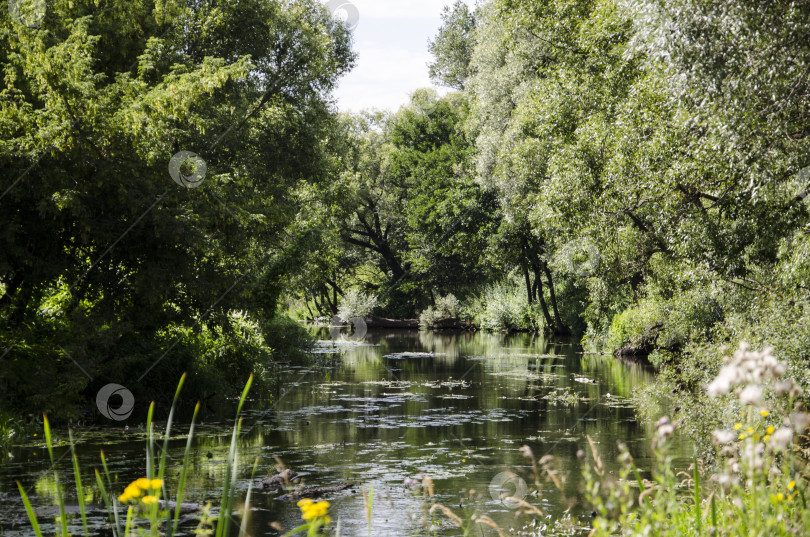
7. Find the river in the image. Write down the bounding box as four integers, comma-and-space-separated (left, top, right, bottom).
0, 328, 690, 536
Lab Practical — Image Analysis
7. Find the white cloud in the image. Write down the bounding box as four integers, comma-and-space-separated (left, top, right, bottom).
334, 44, 434, 112
327, 0, 476, 113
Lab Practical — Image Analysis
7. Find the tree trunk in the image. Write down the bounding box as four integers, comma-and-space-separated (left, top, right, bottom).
322, 286, 337, 315
522, 263, 533, 305
542, 263, 569, 334
312, 289, 326, 317
531, 263, 554, 330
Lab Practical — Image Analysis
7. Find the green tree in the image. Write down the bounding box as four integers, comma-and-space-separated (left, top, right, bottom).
428, 1, 477, 89
0, 0, 355, 417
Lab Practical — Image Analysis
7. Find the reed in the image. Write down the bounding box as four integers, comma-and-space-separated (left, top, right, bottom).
16, 373, 255, 537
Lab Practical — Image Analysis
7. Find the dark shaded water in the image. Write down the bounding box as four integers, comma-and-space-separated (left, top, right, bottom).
0, 329, 690, 536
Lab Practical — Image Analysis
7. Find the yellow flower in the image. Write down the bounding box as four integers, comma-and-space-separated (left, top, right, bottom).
746, 427, 754, 434
739, 434, 745, 440
118, 477, 159, 503
788, 480, 796, 490
313, 502, 329, 516
142, 495, 158, 505
118, 483, 143, 502
788, 495, 794, 501
734, 423, 742, 431
767, 426, 775, 434
299, 499, 330, 521
763, 435, 770, 442
760, 410, 770, 417
775, 493, 784, 501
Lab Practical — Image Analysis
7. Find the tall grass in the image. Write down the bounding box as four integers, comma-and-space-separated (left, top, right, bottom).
16, 373, 255, 537
585, 344, 810, 537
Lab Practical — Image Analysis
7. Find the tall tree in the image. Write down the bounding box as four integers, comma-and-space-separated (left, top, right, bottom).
428, 1, 477, 89
0, 0, 355, 416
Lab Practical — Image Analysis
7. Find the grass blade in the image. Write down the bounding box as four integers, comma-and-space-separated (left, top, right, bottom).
235, 374, 253, 420
171, 401, 200, 537
43, 415, 69, 537
69, 430, 89, 535
16, 481, 43, 537
100, 450, 123, 537
146, 402, 155, 480
159, 373, 187, 483
238, 457, 260, 537
216, 374, 252, 537
693, 456, 702, 535
95, 469, 120, 537
159, 374, 187, 532
124, 505, 134, 535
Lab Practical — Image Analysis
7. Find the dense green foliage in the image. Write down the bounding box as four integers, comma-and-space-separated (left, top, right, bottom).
0, 0, 354, 418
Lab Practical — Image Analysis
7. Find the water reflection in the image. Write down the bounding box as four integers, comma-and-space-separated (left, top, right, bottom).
0, 329, 690, 536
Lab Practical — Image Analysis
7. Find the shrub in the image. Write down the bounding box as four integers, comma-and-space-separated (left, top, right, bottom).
474, 278, 533, 331
336, 289, 378, 320
418, 294, 461, 329
606, 283, 724, 353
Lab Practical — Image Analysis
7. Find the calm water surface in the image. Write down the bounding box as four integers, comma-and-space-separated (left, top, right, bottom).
0, 329, 690, 536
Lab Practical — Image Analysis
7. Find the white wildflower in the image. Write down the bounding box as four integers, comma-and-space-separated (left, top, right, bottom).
712, 429, 736, 445
707, 368, 734, 397
770, 427, 793, 451
706, 343, 787, 398
788, 412, 810, 433
654, 416, 674, 444
739, 385, 763, 406
774, 380, 802, 398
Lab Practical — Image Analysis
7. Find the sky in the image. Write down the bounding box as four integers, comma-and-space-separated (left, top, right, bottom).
327, 0, 476, 113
